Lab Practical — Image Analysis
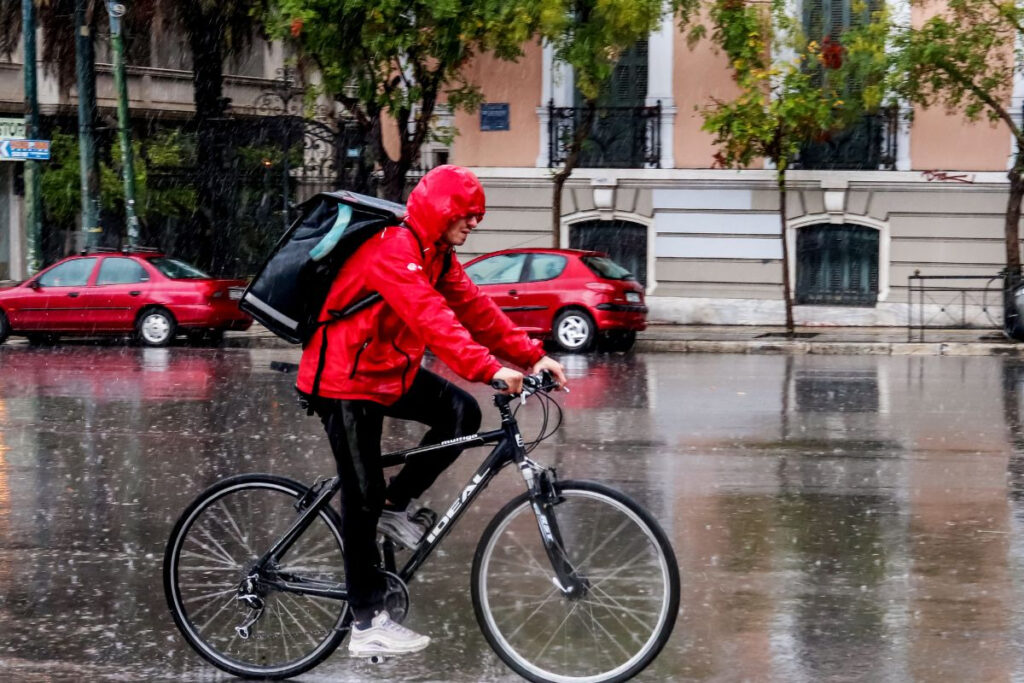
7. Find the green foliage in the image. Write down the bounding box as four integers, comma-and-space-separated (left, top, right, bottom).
39, 132, 81, 227
271, 0, 533, 125
537, 0, 699, 102
889, 0, 1023, 133
41, 129, 197, 230
268, 0, 545, 197
698, 0, 889, 173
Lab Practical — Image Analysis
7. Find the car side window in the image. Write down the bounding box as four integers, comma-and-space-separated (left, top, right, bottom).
96, 257, 150, 285
37, 258, 97, 287
465, 254, 526, 285
524, 254, 567, 283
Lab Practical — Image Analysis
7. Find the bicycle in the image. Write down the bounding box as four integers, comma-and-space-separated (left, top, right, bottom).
163, 371, 680, 683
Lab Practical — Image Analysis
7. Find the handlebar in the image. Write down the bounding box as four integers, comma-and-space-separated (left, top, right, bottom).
490, 370, 561, 396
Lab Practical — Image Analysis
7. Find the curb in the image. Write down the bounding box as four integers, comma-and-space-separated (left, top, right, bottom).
634, 339, 1024, 356
221, 334, 1024, 356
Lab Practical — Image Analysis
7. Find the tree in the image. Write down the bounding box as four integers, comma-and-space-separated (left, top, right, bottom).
887, 0, 1024, 295
697, 0, 886, 336
1, 2, 265, 271
270, 0, 538, 202
539, 0, 697, 246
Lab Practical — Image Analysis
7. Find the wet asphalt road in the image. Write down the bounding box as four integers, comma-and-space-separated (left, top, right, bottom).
2, 345, 1024, 681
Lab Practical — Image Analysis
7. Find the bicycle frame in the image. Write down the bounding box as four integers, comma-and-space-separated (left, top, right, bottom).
255, 391, 585, 602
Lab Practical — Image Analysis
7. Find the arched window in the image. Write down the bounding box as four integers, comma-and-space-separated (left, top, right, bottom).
569, 220, 647, 287
795, 224, 878, 306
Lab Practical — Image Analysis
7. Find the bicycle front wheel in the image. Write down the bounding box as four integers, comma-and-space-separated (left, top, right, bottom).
163, 474, 348, 679
472, 480, 680, 683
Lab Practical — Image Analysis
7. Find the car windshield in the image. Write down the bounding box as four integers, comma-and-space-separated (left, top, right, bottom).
149, 257, 210, 280
582, 255, 633, 280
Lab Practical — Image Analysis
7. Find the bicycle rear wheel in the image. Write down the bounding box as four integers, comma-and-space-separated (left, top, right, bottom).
472, 479, 679, 683
163, 474, 348, 679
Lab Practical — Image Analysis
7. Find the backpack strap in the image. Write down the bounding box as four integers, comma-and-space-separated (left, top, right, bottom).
307, 222, 450, 399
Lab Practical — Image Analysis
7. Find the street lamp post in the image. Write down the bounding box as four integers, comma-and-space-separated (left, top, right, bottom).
22, 0, 41, 274
75, 0, 101, 249
106, 1, 139, 246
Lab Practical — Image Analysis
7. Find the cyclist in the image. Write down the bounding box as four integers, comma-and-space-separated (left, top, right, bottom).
296, 165, 567, 657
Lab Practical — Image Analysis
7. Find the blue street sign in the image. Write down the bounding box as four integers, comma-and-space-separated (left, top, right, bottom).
0, 139, 51, 161
480, 103, 510, 131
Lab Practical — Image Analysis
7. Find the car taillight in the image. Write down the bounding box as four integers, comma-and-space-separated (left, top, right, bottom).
585, 282, 615, 293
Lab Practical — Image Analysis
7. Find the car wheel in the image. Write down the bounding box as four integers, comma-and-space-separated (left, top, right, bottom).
599, 330, 637, 353
136, 308, 177, 347
0, 310, 9, 345
552, 308, 596, 353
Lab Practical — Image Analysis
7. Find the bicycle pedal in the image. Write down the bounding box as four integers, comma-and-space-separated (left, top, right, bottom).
410, 507, 437, 528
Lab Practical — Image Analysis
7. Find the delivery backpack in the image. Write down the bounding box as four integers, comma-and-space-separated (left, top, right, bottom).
239, 190, 408, 344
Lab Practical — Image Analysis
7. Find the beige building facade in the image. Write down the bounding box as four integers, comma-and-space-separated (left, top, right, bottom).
446, 1, 1022, 328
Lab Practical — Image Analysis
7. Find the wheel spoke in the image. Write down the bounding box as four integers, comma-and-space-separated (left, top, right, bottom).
166, 479, 348, 678
475, 485, 677, 682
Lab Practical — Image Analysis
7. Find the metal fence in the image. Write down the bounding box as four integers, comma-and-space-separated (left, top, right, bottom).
906, 272, 1004, 341
547, 100, 661, 169
796, 106, 899, 171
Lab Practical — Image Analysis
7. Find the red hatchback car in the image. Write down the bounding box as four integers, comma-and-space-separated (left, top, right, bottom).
0, 248, 252, 347
464, 248, 647, 352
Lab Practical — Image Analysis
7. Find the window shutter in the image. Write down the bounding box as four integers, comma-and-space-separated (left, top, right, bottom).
796, 224, 879, 306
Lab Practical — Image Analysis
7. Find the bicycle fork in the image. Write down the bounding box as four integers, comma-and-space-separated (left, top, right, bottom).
520, 461, 590, 600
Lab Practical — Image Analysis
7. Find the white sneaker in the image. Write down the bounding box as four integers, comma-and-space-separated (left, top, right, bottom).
377, 502, 434, 549
348, 611, 430, 656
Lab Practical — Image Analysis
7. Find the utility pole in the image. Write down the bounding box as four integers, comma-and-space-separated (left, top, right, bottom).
106, 1, 139, 246
22, 0, 42, 274
75, 0, 101, 250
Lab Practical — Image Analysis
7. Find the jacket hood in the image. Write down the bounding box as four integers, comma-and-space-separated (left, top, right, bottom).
404, 165, 486, 246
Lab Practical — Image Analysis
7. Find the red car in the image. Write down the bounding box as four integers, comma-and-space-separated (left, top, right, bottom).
464, 248, 647, 352
0, 248, 252, 347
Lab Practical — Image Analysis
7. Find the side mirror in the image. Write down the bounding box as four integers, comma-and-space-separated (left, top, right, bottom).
27, 280, 41, 290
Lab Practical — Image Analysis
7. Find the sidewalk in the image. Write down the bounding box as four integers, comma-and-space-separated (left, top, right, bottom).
223, 323, 1024, 356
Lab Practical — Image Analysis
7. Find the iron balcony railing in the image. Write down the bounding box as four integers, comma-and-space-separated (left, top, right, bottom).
795, 106, 899, 171
547, 100, 661, 169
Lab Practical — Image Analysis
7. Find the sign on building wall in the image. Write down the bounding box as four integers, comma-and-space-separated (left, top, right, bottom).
480, 103, 510, 131
0, 139, 50, 161
0, 118, 26, 141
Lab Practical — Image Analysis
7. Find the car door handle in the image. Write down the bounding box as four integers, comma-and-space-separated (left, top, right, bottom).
68, 292, 79, 298
508, 289, 518, 296
129, 291, 141, 296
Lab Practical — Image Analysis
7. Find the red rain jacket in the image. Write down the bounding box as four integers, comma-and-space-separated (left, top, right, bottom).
296, 166, 545, 403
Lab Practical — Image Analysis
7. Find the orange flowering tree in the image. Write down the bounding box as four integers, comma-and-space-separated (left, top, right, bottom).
698, 0, 886, 335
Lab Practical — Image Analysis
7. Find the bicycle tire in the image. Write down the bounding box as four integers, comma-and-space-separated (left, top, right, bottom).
163, 474, 349, 679
471, 479, 680, 683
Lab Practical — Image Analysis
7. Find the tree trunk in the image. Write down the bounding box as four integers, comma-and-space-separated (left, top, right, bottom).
379, 156, 411, 203
551, 101, 597, 247
1006, 164, 1023, 279
187, 20, 227, 273
1003, 161, 1024, 338
778, 168, 795, 337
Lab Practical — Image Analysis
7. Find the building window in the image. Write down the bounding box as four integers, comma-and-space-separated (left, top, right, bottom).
795, 224, 878, 306
797, 0, 895, 170
569, 220, 647, 287
548, 40, 660, 169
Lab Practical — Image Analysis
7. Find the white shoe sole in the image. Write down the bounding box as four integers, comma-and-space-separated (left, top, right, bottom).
348, 639, 430, 657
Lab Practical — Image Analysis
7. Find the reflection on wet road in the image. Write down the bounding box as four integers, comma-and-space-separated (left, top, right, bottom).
3, 346, 1024, 681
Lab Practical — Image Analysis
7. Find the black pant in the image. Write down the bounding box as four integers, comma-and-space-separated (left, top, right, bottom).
311, 368, 482, 620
